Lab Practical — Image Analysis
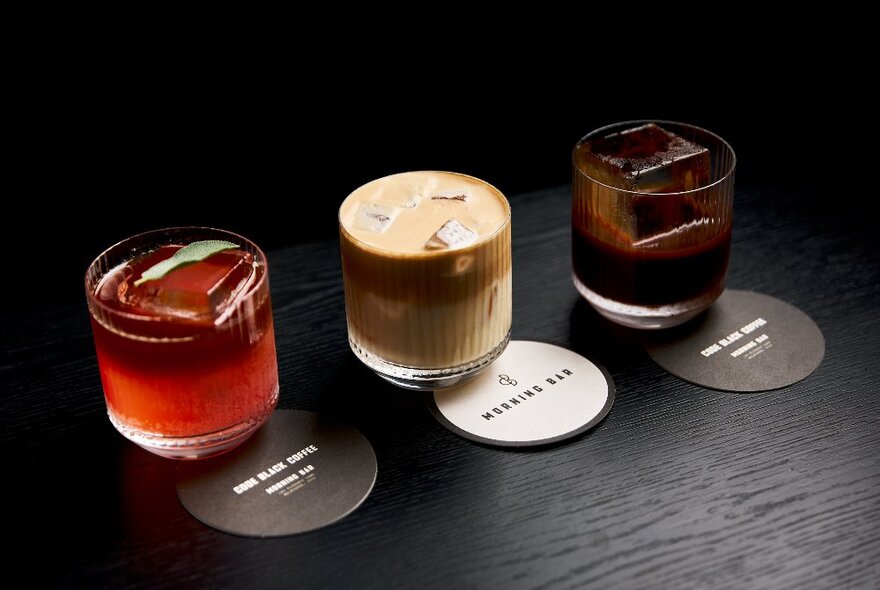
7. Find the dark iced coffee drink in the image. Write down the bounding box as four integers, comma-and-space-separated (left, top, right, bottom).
572, 122, 736, 329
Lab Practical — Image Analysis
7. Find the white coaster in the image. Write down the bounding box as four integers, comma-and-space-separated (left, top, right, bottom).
429, 341, 614, 447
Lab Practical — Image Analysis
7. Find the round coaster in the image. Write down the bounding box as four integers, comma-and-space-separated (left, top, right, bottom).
644, 290, 825, 392
177, 410, 377, 537
429, 341, 614, 448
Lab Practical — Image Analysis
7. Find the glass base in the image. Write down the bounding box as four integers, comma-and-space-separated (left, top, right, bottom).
350, 332, 511, 391
573, 274, 722, 330
108, 396, 277, 460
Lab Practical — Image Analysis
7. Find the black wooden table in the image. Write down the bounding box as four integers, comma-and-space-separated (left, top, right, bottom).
5, 185, 879, 589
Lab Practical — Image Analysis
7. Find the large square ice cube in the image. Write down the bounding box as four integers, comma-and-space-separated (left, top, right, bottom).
120, 247, 255, 322
577, 123, 710, 192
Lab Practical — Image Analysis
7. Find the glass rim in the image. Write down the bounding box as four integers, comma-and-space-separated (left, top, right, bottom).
85, 226, 269, 325
572, 119, 737, 197
338, 170, 511, 259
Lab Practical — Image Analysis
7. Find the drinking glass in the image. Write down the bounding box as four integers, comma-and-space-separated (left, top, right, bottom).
86, 227, 279, 459
339, 171, 512, 390
572, 121, 736, 329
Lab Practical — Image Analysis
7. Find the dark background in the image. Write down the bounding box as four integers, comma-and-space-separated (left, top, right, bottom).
6, 26, 879, 588
9, 32, 860, 310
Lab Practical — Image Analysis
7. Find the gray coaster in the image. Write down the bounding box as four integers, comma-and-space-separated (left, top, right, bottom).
644, 290, 825, 392
429, 341, 614, 448
176, 410, 377, 537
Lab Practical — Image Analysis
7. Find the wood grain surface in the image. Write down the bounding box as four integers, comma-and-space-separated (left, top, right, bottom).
3, 185, 878, 589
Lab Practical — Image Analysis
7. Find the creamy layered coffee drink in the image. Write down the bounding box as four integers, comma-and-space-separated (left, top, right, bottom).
339, 171, 512, 389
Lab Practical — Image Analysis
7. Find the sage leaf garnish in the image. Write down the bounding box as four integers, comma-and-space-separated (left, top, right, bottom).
133, 240, 239, 287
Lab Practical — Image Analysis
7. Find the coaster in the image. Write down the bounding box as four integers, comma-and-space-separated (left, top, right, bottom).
176, 410, 377, 537
429, 341, 614, 448
644, 290, 825, 392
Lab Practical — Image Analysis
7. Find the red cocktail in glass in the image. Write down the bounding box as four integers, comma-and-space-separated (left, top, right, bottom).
86, 228, 279, 459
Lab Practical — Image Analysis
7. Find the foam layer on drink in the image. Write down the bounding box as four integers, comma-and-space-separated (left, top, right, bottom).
340, 171, 509, 254
339, 171, 512, 369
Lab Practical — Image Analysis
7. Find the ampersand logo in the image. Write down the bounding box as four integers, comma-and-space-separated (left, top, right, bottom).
498, 374, 517, 386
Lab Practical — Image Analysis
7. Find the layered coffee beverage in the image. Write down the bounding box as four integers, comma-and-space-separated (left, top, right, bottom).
339, 171, 511, 389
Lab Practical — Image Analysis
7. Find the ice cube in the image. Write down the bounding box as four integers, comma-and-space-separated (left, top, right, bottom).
425, 219, 478, 250
352, 203, 400, 233
119, 246, 255, 322
576, 123, 710, 192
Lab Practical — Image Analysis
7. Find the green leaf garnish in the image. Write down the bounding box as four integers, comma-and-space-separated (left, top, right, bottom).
133, 240, 239, 287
